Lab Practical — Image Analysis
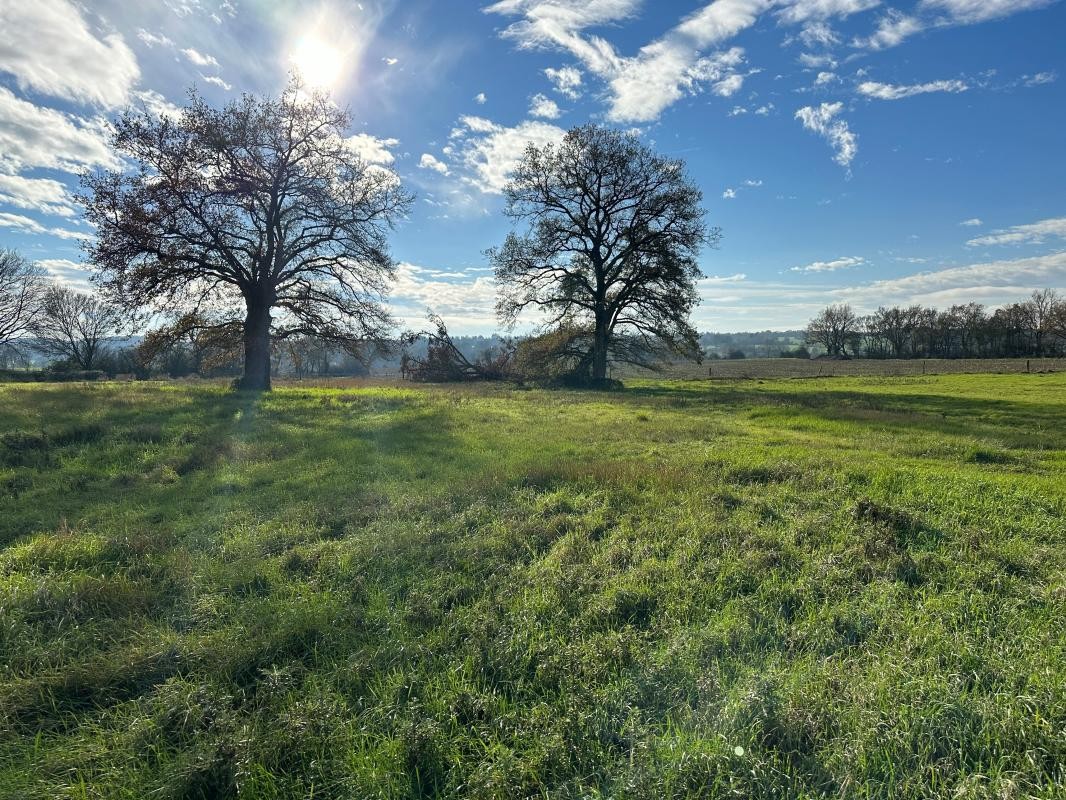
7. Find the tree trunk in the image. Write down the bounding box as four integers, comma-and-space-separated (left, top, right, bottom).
591, 324, 609, 381
238, 298, 272, 391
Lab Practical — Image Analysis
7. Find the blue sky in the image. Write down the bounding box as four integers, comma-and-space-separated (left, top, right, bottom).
0, 0, 1063, 333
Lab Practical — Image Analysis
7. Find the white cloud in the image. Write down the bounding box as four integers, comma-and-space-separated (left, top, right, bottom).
795, 102, 857, 167
448, 116, 566, 194
815, 70, 837, 85
791, 255, 865, 272
799, 52, 837, 68
529, 92, 562, 118
728, 105, 748, 116
545, 66, 583, 98
754, 102, 774, 115
713, 72, 745, 96
959, 218, 983, 227
0, 174, 76, 217
487, 0, 758, 123
474, 92, 488, 104
383, 57, 399, 66
853, 0, 1053, 51
858, 78, 968, 100
0, 0, 139, 108
606, 1, 758, 123
744, 179, 763, 187
1023, 71, 1057, 86
418, 153, 450, 175
796, 21, 841, 47
36, 258, 93, 290
201, 75, 231, 91
966, 217, 1066, 247
488, 0, 1057, 123
132, 89, 183, 120
455, 115, 500, 134
851, 9, 924, 48
390, 262, 498, 330
181, 48, 220, 68
345, 133, 400, 165
833, 252, 1066, 309
484, 0, 635, 75
776, 0, 880, 25
137, 30, 174, 48
0, 211, 92, 241
918, 0, 1054, 25
0, 87, 118, 174
723, 188, 737, 199
688, 252, 1066, 331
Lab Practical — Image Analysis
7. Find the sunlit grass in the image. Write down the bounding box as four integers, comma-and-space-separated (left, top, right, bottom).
0, 374, 1063, 798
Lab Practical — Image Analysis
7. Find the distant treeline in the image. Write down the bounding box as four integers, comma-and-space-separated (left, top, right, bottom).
806, 290, 1066, 359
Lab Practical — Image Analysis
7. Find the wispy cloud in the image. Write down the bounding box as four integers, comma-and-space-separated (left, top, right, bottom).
181, 48, 219, 68
795, 102, 858, 167
853, 0, 1054, 51
858, 78, 968, 100
791, 255, 866, 273
0, 174, 77, 217
0, 0, 140, 109
0, 211, 92, 241
0, 87, 118, 174
966, 217, 1066, 247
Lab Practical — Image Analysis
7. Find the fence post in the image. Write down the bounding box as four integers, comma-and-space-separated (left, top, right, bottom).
1027, 359, 1030, 374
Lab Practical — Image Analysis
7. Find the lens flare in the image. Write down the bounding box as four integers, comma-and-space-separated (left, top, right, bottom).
290, 35, 345, 90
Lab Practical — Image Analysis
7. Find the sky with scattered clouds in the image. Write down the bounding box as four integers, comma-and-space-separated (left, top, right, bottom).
0, 0, 1063, 332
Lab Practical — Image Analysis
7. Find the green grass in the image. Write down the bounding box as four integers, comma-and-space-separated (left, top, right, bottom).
0, 374, 1063, 799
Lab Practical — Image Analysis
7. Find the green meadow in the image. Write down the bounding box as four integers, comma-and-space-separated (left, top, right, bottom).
0, 374, 1063, 799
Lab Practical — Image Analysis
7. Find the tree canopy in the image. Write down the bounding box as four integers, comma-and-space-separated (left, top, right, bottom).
81, 81, 411, 390
489, 125, 716, 383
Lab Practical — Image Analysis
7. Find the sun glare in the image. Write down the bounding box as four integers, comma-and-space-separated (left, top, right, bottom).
290, 35, 346, 90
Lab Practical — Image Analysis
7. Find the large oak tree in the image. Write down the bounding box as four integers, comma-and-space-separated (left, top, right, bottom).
81, 82, 411, 390
489, 125, 716, 383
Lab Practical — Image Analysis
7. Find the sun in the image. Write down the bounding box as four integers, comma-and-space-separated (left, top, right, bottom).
290, 35, 346, 90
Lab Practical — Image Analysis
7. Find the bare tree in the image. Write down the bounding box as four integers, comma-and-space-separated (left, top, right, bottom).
866, 306, 920, 358
806, 304, 860, 358
81, 80, 412, 391
1022, 288, 1060, 357
489, 125, 715, 384
32, 286, 121, 370
951, 302, 987, 358
1050, 296, 1066, 352
0, 249, 48, 350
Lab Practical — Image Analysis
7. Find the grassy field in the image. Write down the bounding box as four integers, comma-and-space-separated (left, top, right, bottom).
0, 375, 1063, 799
616, 357, 1066, 381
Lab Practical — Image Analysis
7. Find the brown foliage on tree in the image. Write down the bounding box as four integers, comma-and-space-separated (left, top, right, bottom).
81, 81, 411, 390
